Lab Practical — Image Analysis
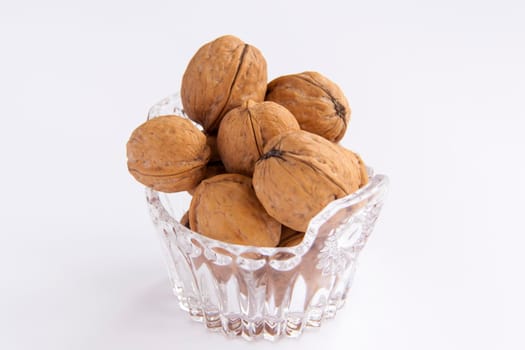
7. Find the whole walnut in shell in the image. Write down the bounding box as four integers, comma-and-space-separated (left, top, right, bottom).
266, 71, 350, 142
189, 174, 281, 247
253, 130, 365, 232
181, 35, 267, 133
217, 100, 299, 176
126, 115, 211, 192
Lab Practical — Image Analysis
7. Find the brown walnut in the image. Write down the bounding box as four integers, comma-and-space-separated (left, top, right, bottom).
189, 174, 281, 247
181, 35, 267, 133
266, 71, 350, 142
217, 100, 299, 176
252, 130, 364, 232
126, 115, 210, 192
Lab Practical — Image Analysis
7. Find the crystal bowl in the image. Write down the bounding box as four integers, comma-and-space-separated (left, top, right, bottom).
145, 94, 389, 341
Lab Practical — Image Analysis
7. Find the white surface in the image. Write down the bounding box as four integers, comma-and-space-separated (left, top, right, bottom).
1, 1, 524, 349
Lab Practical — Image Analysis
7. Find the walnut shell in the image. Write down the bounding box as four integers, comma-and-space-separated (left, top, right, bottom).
189, 174, 281, 247
181, 35, 267, 133
342, 148, 369, 188
278, 233, 305, 247
252, 130, 363, 232
278, 226, 304, 247
266, 71, 350, 142
217, 100, 299, 176
280, 226, 301, 241
126, 115, 211, 192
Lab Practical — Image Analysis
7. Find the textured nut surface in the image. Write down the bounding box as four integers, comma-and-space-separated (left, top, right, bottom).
181, 35, 267, 133
189, 174, 281, 247
217, 100, 299, 175
126, 115, 210, 192
342, 148, 369, 188
253, 130, 363, 232
266, 71, 350, 142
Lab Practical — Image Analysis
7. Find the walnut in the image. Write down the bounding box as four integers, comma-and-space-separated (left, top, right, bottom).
189, 174, 281, 246
217, 100, 299, 176
252, 130, 364, 232
181, 35, 267, 133
126, 115, 210, 192
266, 71, 350, 142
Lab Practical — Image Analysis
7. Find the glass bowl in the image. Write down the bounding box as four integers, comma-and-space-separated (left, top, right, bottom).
145, 94, 389, 341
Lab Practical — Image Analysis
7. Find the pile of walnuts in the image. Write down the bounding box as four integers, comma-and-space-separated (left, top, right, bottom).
127, 35, 368, 248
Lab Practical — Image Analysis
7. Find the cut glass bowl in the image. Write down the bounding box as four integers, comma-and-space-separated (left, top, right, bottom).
145, 94, 389, 341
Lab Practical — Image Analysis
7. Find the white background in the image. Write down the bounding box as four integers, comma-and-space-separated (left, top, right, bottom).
1, 1, 524, 349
